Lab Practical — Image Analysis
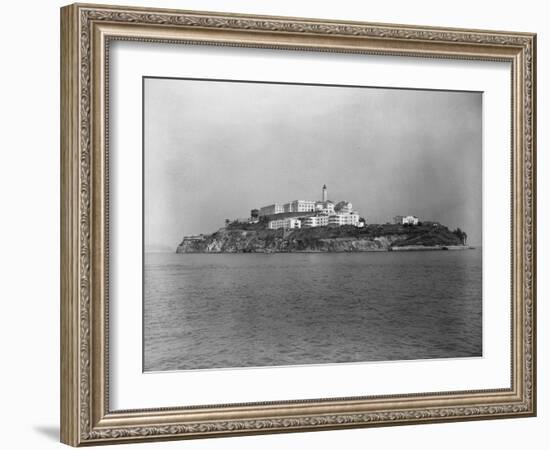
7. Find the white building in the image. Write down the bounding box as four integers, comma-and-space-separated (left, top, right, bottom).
302, 212, 361, 228
394, 215, 419, 225
259, 185, 364, 229
259, 203, 284, 216
260, 186, 332, 216
268, 217, 302, 230
283, 200, 317, 213
315, 201, 335, 215
402, 215, 419, 225
302, 215, 329, 228
328, 212, 360, 227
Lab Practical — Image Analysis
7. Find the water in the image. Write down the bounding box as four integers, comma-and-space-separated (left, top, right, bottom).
144, 249, 482, 371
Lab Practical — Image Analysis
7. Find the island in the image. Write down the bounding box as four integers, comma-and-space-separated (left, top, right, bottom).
176, 184, 470, 253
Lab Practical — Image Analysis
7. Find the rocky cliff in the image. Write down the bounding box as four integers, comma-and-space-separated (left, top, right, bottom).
176, 224, 466, 253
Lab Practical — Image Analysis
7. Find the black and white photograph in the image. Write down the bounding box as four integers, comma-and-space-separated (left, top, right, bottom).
143, 77, 482, 372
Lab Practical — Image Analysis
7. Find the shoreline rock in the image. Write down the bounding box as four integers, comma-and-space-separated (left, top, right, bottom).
390, 245, 470, 252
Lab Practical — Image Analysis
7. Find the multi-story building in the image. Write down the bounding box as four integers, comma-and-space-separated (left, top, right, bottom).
302, 215, 329, 228
328, 213, 360, 227
315, 201, 335, 215
268, 217, 302, 230
259, 203, 284, 216
260, 186, 331, 216
394, 215, 419, 225
259, 185, 364, 229
282, 200, 317, 213
403, 215, 419, 225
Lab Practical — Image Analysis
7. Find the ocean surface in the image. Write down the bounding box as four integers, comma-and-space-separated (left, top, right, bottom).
144, 249, 482, 371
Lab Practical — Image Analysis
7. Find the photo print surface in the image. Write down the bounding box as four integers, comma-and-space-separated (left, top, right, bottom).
143, 77, 482, 372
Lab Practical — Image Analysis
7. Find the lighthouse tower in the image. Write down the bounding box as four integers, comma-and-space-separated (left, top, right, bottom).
322, 184, 328, 202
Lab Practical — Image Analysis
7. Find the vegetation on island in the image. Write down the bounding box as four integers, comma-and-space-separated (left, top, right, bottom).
176, 221, 469, 253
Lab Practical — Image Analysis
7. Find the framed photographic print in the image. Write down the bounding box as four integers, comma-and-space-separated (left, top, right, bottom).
60, 3, 537, 446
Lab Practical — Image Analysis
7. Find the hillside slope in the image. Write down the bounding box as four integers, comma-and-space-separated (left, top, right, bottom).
176, 223, 467, 253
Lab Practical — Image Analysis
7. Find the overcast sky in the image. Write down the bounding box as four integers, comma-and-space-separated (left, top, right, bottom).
144, 78, 482, 251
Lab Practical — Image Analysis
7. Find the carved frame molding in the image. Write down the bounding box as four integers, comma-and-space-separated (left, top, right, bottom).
61, 3, 536, 446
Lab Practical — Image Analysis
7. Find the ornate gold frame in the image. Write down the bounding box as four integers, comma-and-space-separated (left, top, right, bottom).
60, 3, 536, 446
